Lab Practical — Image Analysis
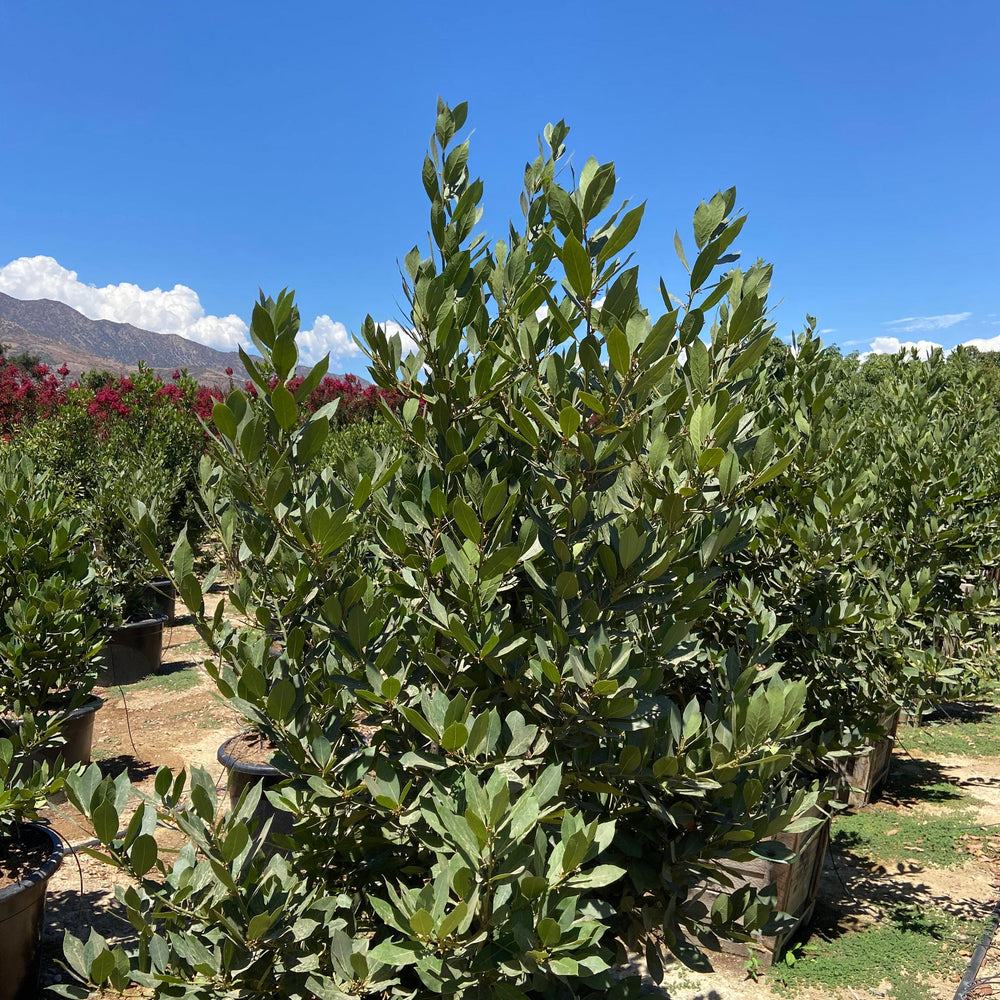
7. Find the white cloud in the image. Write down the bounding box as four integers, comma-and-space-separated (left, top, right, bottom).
819, 328, 836, 334
0, 254, 404, 372
863, 335, 943, 360
298, 316, 361, 367
296, 317, 420, 368
883, 312, 971, 333
962, 335, 1000, 352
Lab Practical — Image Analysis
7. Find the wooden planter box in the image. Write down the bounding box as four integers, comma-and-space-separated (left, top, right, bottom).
831, 711, 899, 808
690, 808, 831, 967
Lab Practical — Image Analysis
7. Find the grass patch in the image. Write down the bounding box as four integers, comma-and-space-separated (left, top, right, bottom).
127, 661, 203, 695
770, 901, 978, 1000
900, 699, 1000, 758
175, 638, 207, 652
880, 755, 966, 806
832, 801, 980, 869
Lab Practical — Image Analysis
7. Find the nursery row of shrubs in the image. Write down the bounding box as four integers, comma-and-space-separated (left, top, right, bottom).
3, 101, 1000, 1000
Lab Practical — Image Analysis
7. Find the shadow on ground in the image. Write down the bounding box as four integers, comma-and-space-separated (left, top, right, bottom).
879, 755, 964, 806
40, 884, 137, 994
96, 753, 158, 783
812, 834, 993, 945
924, 700, 999, 725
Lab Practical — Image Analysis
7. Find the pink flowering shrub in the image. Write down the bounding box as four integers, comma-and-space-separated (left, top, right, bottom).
242, 372, 401, 423
0, 358, 69, 436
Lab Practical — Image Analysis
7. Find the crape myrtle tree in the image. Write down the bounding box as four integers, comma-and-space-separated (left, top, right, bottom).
60, 102, 823, 999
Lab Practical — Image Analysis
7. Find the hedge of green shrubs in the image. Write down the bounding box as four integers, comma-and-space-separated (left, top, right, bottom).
5, 102, 1000, 999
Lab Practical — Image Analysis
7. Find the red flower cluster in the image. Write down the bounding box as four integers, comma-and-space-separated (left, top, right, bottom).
193, 385, 223, 421
87, 384, 131, 421
155, 383, 185, 403
297, 374, 401, 422
240, 374, 400, 422
0, 360, 69, 436
0, 356, 397, 442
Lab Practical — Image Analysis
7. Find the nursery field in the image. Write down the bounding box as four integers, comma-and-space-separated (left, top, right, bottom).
9, 103, 1000, 999
32, 600, 1000, 1000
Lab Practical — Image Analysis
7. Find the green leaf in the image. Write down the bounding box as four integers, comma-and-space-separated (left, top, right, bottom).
452, 498, 483, 545
698, 447, 725, 472
400, 706, 440, 742
212, 403, 237, 441
581, 161, 616, 220
272, 334, 298, 380
90, 948, 116, 984
438, 901, 468, 939
247, 911, 278, 942
441, 722, 469, 752
239, 416, 267, 462
561, 234, 592, 298
567, 863, 626, 888
693, 196, 726, 250
597, 203, 645, 264
689, 404, 712, 451
154, 767, 172, 798
369, 939, 420, 966
521, 875, 548, 899
547, 185, 583, 240
608, 327, 631, 376
619, 525, 643, 567
537, 916, 561, 947
690, 242, 721, 291
93, 800, 119, 845
687, 336, 710, 394
271, 385, 298, 432
507, 793, 539, 840
129, 834, 158, 876
719, 451, 740, 495
62, 932, 89, 981
749, 453, 793, 488
267, 679, 296, 721
673, 230, 689, 271
558, 405, 581, 438
296, 419, 329, 464
549, 957, 578, 976
410, 908, 435, 938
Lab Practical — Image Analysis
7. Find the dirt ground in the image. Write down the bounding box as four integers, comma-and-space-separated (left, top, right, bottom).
33, 613, 1000, 998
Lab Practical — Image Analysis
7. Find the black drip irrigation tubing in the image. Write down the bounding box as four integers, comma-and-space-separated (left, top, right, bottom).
953, 889, 1000, 1000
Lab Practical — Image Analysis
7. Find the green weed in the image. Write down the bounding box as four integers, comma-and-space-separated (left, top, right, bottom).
126, 662, 203, 695
771, 902, 977, 1000
900, 700, 1000, 758
832, 801, 980, 869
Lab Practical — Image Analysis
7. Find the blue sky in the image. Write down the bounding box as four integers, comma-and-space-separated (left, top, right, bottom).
1, 1, 997, 374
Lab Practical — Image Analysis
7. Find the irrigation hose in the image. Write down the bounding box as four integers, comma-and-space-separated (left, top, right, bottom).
953, 890, 1000, 1000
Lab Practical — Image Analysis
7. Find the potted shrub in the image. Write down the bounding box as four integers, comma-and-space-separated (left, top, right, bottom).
9, 364, 211, 684
0, 455, 105, 767
0, 740, 67, 1000
61, 103, 826, 997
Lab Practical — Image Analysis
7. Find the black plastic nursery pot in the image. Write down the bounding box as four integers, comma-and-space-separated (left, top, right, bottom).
0, 824, 64, 1000
97, 613, 168, 686
143, 578, 177, 624
32, 695, 104, 770
217, 733, 294, 841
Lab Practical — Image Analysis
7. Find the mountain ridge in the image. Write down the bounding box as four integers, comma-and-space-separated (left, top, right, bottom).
0, 292, 332, 384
